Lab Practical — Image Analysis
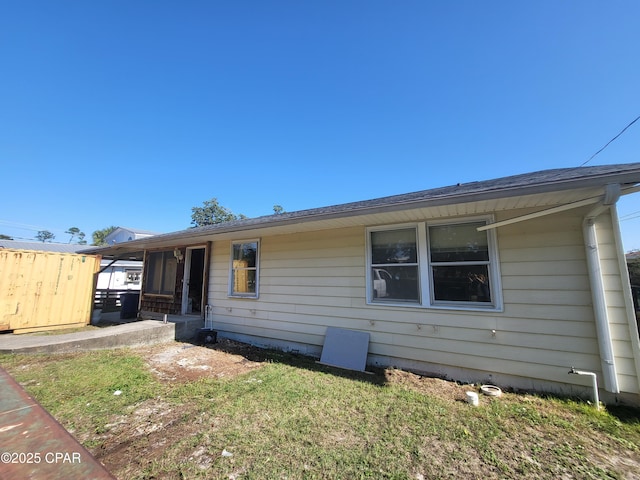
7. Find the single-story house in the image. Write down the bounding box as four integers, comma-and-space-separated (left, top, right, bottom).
82, 163, 640, 405
104, 227, 159, 245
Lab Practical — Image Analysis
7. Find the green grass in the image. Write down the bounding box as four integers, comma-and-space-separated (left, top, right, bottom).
2, 347, 639, 479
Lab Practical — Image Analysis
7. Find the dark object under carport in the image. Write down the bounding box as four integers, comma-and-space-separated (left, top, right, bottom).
120, 292, 140, 319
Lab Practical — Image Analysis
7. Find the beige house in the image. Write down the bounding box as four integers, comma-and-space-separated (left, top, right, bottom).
84, 163, 640, 405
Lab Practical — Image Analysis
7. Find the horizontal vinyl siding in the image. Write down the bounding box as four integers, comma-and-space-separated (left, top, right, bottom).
208, 227, 366, 351
205, 209, 639, 394
495, 212, 608, 387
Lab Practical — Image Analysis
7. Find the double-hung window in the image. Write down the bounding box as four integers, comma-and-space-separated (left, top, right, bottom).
146, 250, 177, 296
367, 218, 500, 309
229, 240, 259, 297
428, 221, 493, 305
370, 227, 420, 303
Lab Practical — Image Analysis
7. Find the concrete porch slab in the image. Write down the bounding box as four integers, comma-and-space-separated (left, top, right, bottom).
0, 316, 203, 355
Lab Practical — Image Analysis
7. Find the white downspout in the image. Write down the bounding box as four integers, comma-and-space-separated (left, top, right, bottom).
582, 184, 621, 393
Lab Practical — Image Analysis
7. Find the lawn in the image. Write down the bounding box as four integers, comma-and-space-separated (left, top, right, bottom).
1, 340, 639, 479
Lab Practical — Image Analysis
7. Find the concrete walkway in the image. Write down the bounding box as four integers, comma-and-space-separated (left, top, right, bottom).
0, 314, 204, 354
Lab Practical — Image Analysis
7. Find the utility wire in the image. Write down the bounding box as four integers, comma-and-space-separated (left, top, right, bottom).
620, 212, 640, 222
620, 210, 640, 220
580, 114, 640, 167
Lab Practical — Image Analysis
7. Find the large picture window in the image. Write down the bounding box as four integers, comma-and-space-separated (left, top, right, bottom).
367, 218, 500, 309
229, 240, 259, 297
146, 251, 177, 296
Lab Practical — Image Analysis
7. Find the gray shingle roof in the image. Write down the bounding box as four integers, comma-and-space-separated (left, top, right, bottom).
81, 162, 640, 255
185, 162, 640, 233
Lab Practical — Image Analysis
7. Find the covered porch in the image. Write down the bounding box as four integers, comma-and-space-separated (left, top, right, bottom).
90, 240, 210, 325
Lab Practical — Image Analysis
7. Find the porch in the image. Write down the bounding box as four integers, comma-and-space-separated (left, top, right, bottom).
1, 312, 205, 354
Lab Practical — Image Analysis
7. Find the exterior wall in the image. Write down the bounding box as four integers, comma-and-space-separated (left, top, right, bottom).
209, 228, 366, 348
0, 249, 101, 333
497, 210, 601, 391
204, 209, 640, 399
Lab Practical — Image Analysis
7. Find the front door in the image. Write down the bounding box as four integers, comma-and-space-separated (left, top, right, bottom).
182, 246, 206, 315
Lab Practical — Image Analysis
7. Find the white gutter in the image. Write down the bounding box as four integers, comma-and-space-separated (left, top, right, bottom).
479, 184, 640, 232
582, 184, 621, 393
477, 196, 601, 231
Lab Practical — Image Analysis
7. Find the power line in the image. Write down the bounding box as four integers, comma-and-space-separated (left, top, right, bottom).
620, 210, 640, 220
0, 220, 49, 232
0, 219, 74, 236
580, 114, 640, 167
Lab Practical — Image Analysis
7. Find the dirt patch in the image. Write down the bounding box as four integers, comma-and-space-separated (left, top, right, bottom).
139, 338, 266, 382
92, 339, 270, 477
384, 367, 475, 403
94, 397, 207, 479
136, 340, 477, 401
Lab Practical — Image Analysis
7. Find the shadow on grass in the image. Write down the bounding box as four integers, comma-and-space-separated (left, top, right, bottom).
192, 336, 389, 387
606, 404, 640, 424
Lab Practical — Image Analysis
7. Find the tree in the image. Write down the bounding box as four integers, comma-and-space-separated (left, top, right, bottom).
191, 198, 244, 227
36, 230, 55, 243
273, 205, 284, 215
65, 227, 87, 244
92, 226, 117, 246
0, 234, 13, 240
628, 251, 640, 286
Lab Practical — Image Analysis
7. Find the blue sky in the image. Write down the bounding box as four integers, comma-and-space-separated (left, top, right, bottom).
1, 1, 639, 249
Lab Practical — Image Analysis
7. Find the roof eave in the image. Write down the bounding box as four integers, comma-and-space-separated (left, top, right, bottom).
80, 166, 640, 257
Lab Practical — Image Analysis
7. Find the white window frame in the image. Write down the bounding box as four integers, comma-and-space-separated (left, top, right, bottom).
366, 223, 421, 304
125, 269, 142, 285
366, 216, 502, 311
228, 239, 260, 298
426, 217, 502, 310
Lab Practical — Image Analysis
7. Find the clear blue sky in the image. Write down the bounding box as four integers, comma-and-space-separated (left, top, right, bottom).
1, 1, 639, 249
